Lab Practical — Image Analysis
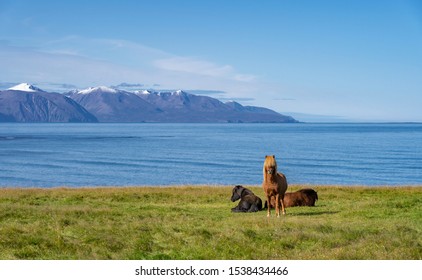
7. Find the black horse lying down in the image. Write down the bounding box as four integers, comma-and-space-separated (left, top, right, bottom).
231, 185, 263, 212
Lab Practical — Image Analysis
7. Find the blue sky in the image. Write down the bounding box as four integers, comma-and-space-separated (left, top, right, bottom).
1, 0, 421, 122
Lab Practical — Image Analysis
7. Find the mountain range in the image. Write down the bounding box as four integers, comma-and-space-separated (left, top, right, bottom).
0, 83, 298, 123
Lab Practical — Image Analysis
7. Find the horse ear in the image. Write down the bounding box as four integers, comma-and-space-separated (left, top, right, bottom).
272, 155, 275, 158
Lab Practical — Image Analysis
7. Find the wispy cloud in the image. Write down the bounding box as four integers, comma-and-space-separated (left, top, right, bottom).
0, 43, 148, 87
273, 97, 296, 101
154, 56, 256, 82
40, 37, 259, 84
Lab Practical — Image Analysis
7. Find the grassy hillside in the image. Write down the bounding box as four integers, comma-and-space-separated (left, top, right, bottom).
0, 185, 420, 259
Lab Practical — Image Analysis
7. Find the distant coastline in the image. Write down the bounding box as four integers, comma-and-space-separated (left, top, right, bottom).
0, 83, 297, 123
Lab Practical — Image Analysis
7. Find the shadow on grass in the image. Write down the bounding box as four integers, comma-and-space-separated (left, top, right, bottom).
290, 210, 340, 216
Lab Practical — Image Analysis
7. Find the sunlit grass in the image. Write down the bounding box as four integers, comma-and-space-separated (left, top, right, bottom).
0, 185, 420, 259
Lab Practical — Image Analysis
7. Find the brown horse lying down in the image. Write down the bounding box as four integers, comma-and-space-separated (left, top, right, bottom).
231, 185, 263, 212
265, 188, 318, 208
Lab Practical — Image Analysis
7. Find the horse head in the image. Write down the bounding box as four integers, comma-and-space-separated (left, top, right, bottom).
230, 185, 243, 202
263, 155, 277, 176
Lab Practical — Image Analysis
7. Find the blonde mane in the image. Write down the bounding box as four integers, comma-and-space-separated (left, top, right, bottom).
263, 155, 277, 169
263, 155, 277, 179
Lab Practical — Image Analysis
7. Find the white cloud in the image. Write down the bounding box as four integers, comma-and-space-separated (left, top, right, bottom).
153, 56, 254, 81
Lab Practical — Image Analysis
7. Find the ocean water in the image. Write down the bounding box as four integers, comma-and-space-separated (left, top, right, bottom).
0, 123, 421, 187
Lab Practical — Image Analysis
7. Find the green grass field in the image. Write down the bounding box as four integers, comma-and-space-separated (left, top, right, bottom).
0, 185, 421, 260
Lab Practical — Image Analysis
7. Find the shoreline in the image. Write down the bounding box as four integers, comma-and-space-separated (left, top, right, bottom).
1, 184, 422, 190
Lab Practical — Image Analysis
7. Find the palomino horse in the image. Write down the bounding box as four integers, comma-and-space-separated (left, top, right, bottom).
262, 155, 288, 217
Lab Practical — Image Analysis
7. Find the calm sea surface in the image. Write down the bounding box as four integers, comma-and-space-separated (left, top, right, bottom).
0, 123, 421, 187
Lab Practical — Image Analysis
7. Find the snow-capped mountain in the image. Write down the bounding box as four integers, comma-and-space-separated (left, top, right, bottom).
78, 86, 119, 95
8, 83, 45, 92
0, 84, 97, 122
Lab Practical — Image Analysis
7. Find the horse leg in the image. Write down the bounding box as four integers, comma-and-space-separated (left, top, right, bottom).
275, 194, 280, 217
266, 195, 271, 217
280, 194, 286, 215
